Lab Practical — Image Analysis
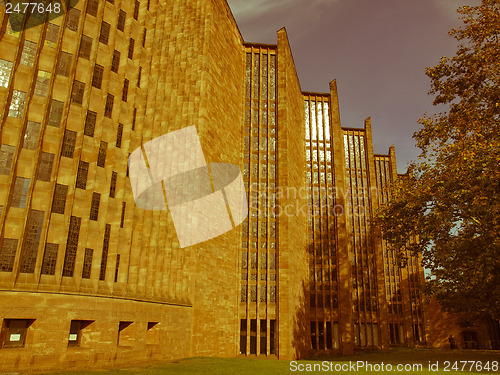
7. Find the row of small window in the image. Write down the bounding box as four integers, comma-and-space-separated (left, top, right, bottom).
239, 319, 276, 355
0, 319, 159, 349
242, 273, 276, 282
240, 285, 276, 303
92, 61, 142, 97
244, 109, 277, 127
244, 52, 277, 101
3, 86, 115, 129
309, 281, 338, 292
0, 213, 121, 281
309, 294, 339, 309
306, 149, 333, 163
241, 221, 277, 238
241, 252, 276, 270
244, 123, 276, 136
310, 321, 340, 350
305, 100, 332, 142
243, 163, 276, 181
309, 268, 338, 284
241, 241, 276, 250
243, 136, 276, 152
352, 301, 379, 313
0, 138, 106, 180
88, 0, 147, 22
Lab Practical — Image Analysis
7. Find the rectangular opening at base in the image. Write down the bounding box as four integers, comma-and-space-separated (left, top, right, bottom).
68, 320, 94, 347
118, 321, 135, 346
1, 319, 35, 348
146, 322, 159, 345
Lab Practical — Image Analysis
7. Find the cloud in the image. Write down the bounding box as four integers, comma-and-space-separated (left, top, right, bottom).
228, 0, 339, 21
227, 0, 340, 43
431, 0, 481, 20
228, 0, 295, 20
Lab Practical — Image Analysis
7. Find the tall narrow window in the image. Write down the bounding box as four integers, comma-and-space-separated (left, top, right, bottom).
6, 13, 22, 37
8, 90, 27, 118
270, 320, 276, 354
122, 79, 129, 102
132, 108, 137, 130
52, 184, 68, 214
250, 319, 257, 354
120, 202, 126, 228
82, 248, 93, 278
104, 94, 113, 118
66, 8, 80, 31
41, 243, 58, 275
79, 35, 92, 59
84, 111, 97, 137
61, 129, 77, 158
114, 254, 120, 282
142, 28, 146, 47
97, 141, 107, 167
20, 41, 37, 67
37, 152, 54, 181
11, 177, 30, 208
109, 171, 117, 198
0, 59, 13, 87
99, 21, 110, 45
116, 123, 123, 148
90, 192, 100, 221
260, 320, 267, 355
86, 0, 98, 16
0, 144, 15, 175
117, 10, 126, 31
137, 67, 141, 87
99, 224, 111, 280
19, 210, 44, 273
126, 153, 130, 176
44, 24, 59, 48
128, 38, 134, 59
34, 71, 51, 96
48, 99, 64, 127
111, 50, 120, 73
133, 0, 139, 19
92, 64, 104, 89
62, 216, 81, 277
240, 320, 247, 355
0, 239, 18, 272
76, 161, 89, 189
71, 81, 85, 104
57, 52, 72, 77
23, 122, 41, 150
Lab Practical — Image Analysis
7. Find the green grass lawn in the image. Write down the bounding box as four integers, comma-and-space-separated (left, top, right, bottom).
50, 348, 499, 375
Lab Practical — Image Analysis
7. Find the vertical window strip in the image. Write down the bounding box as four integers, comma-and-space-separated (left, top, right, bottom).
82, 248, 93, 278
62, 216, 81, 277
19, 210, 44, 273
99, 224, 111, 280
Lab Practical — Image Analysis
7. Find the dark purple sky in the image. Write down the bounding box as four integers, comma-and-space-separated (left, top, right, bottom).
226, 0, 480, 173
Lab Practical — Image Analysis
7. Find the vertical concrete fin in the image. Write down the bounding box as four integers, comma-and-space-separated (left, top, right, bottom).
389, 145, 398, 180
364, 116, 391, 350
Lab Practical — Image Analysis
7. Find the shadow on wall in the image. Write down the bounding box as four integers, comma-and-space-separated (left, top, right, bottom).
291, 280, 311, 359
425, 299, 500, 350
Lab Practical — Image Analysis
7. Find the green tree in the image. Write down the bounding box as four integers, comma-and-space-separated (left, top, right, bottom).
376, 0, 500, 319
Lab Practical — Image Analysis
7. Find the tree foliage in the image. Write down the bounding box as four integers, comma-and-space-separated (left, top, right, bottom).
376, 0, 500, 319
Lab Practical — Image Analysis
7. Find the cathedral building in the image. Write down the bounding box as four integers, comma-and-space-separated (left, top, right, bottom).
0, 0, 426, 371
